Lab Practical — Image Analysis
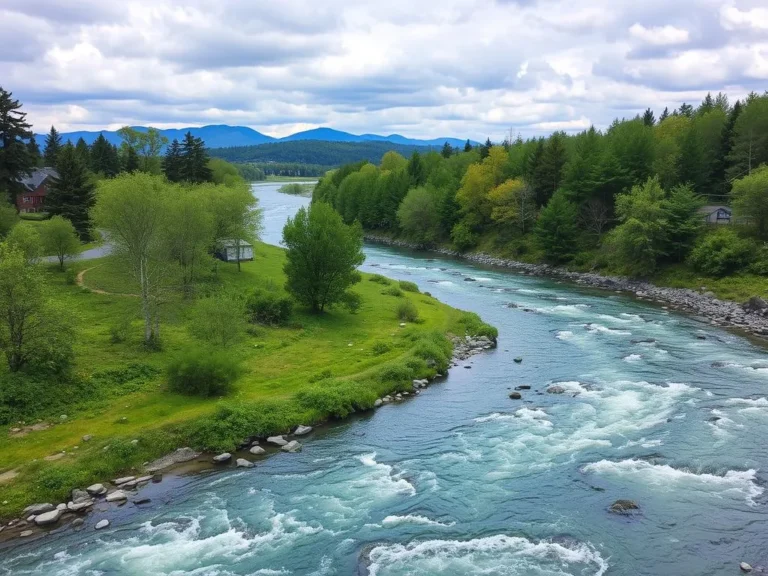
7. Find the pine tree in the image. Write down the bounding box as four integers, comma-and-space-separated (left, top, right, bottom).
180, 132, 212, 183
441, 141, 453, 158
0, 87, 34, 203
27, 135, 41, 167
699, 93, 714, 114
123, 146, 140, 173
479, 138, 493, 160
713, 100, 742, 193
659, 107, 670, 122
534, 190, 579, 263
677, 124, 707, 193
90, 134, 119, 177
642, 108, 656, 127
163, 139, 184, 182
43, 126, 62, 166
678, 103, 694, 118
75, 137, 90, 166
727, 95, 768, 182
714, 92, 730, 113
463, 140, 473, 153
47, 143, 95, 240
532, 132, 567, 206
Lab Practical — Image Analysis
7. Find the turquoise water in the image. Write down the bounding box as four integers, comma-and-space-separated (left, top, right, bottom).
3, 183, 767, 575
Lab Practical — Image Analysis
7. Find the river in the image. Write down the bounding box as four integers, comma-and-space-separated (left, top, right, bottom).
4, 181, 768, 575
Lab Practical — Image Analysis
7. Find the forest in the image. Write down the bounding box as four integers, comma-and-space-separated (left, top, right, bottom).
314, 91, 768, 288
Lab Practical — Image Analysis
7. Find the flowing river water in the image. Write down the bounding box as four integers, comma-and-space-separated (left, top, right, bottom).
4, 182, 768, 575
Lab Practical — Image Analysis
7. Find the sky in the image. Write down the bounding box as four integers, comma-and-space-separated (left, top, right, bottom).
2, 0, 767, 141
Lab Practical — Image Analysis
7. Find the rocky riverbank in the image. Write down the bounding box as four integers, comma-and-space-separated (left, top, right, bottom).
365, 234, 768, 340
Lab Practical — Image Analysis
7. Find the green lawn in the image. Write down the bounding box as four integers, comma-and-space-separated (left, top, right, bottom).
0, 243, 493, 516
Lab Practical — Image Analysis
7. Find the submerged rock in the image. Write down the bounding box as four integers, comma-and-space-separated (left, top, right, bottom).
515, 385, 531, 390
740, 562, 753, 572
236, 458, 254, 468
513, 357, 523, 363
547, 385, 566, 395
509, 392, 522, 400
609, 499, 639, 514
105, 491, 127, 503
95, 519, 109, 530
294, 425, 313, 436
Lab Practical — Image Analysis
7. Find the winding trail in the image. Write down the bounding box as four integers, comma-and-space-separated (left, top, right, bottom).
76, 266, 139, 297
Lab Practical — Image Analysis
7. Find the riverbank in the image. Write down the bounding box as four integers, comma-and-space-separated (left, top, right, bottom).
364, 234, 768, 340
0, 243, 496, 532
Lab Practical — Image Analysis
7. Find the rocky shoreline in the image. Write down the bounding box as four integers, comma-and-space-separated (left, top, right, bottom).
0, 333, 496, 544
365, 234, 768, 340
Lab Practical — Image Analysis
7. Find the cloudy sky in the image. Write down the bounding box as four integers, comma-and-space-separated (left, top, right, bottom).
2, 0, 767, 141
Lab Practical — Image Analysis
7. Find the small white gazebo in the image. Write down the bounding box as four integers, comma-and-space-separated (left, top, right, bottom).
216, 239, 254, 262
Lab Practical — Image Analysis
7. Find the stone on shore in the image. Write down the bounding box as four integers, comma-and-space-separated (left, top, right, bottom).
608, 500, 639, 514
71, 488, 90, 503
105, 490, 127, 502
34, 509, 63, 526
267, 436, 288, 446
509, 392, 522, 400
86, 483, 107, 496
249, 445, 266, 455
67, 500, 93, 513
212, 453, 231, 464
82, 434, 92, 442
281, 440, 302, 453
95, 519, 109, 530
23, 503, 54, 516
236, 458, 254, 468
19, 530, 33, 537
294, 425, 313, 436
145, 447, 201, 473
56, 503, 67, 511
374, 399, 383, 408
113, 476, 135, 485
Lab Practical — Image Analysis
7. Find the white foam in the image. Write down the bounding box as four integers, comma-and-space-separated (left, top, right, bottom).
366, 534, 608, 576
355, 453, 416, 497
618, 437, 663, 449
585, 323, 631, 336
381, 514, 455, 528
556, 330, 574, 340
582, 459, 763, 506
623, 354, 642, 363
726, 397, 768, 408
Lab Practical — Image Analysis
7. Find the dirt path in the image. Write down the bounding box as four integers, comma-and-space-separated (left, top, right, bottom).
76, 266, 140, 297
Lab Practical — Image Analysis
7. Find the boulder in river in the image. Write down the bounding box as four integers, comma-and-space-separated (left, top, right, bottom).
509, 392, 522, 400
34, 510, 62, 526
294, 425, 313, 436
236, 458, 254, 468
212, 453, 231, 464
71, 489, 90, 503
95, 519, 109, 530
547, 385, 566, 395
515, 385, 531, 390
23, 503, 54, 516
267, 436, 288, 447
740, 562, 753, 572
86, 484, 106, 496
608, 499, 639, 514
513, 357, 523, 363
249, 445, 266, 455
281, 440, 302, 453
105, 491, 127, 503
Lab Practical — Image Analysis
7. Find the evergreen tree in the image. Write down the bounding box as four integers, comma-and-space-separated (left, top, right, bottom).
699, 93, 714, 114
47, 143, 95, 240
463, 140, 473, 152
406, 151, 426, 187
677, 124, 707, 193
561, 127, 602, 203
90, 134, 119, 177
441, 141, 453, 158
642, 108, 656, 127
532, 132, 567, 206
163, 138, 184, 182
479, 138, 493, 159
678, 103, 694, 118
712, 100, 742, 194
714, 92, 730, 113
534, 190, 579, 262
659, 107, 670, 122
43, 126, 62, 166
27, 135, 41, 167
0, 87, 34, 203
727, 95, 768, 182
75, 137, 90, 166
181, 132, 212, 183
123, 146, 140, 173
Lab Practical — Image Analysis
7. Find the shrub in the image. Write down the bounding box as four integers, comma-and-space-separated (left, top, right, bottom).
748, 245, 768, 276
65, 268, 78, 285
339, 291, 362, 314
689, 229, 754, 277
369, 274, 391, 285
189, 293, 246, 346
398, 280, 419, 293
383, 286, 404, 297
295, 379, 377, 419
308, 369, 333, 383
109, 316, 132, 344
377, 362, 413, 384
166, 348, 241, 397
451, 221, 477, 252
245, 289, 293, 325
457, 311, 498, 341
396, 299, 419, 322
372, 342, 391, 355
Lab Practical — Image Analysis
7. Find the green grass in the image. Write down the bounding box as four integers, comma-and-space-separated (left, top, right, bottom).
0, 242, 494, 517
652, 264, 768, 302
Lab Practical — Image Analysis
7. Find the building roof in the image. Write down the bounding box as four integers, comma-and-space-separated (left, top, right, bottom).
220, 238, 253, 248
698, 205, 731, 215
18, 167, 58, 191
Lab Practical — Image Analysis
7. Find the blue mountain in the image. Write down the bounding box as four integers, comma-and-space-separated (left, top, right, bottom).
46, 125, 475, 151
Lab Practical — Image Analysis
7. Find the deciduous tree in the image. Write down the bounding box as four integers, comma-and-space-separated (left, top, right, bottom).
41, 215, 81, 270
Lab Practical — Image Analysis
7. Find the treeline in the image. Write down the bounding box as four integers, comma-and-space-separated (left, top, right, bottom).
316, 91, 768, 279
210, 140, 437, 167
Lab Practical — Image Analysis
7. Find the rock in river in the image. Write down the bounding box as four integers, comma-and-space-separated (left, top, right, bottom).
740, 562, 753, 572
509, 392, 522, 400
212, 453, 231, 464
547, 385, 566, 395
105, 490, 127, 503
294, 425, 313, 436
609, 499, 639, 514
95, 519, 109, 530
249, 445, 266, 455
34, 509, 62, 526
267, 435, 288, 447
86, 483, 106, 496
281, 440, 302, 453
236, 458, 254, 468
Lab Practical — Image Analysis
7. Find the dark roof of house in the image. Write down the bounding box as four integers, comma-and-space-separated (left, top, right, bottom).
18, 167, 58, 191
698, 205, 731, 215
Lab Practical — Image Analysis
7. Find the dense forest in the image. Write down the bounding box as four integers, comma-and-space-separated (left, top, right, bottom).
315, 91, 768, 281
209, 140, 440, 167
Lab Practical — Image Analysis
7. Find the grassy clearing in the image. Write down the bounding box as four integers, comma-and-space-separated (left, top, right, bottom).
652, 265, 768, 302
0, 242, 494, 516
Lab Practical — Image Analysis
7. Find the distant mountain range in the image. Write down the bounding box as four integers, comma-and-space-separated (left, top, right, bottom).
42, 125, 475, 151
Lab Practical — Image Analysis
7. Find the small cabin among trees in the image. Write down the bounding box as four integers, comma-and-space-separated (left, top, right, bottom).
16, 167, 58, 213
216, 239, 254, 262
698, 205, 732, 225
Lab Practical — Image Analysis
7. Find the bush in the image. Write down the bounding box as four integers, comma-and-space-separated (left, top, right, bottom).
245, 289, 293, 325
398, 280, 419, 293
689, 229, 754, 277
109, 315, 132, 344
295, 379, 377, 419
167, 348, 242, 397
748, 245, 768, 276
369, 274, 391, 285
339, 291, 362, 314
396, 299, 419, 322
383, 286, 404, 297
457, 311, 498, 341
65, 268, 78, 285
308, 369, 333, 383
190, 293, 246, 346
372, 342, 391, 355
377, 362, 413, 384
451, 222, 478, 252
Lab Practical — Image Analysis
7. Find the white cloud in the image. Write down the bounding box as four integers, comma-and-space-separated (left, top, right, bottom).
629, 23, 690, 45
720, 4, 768, 31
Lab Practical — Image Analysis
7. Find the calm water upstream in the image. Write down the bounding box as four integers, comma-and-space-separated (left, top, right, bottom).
4, 181, 768, 575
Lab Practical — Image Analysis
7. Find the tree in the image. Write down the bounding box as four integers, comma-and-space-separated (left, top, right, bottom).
456, 162, 492, 228
26, 135, 41, 167
535, 190, 580, 262
731, 165, 768, 240
0, 201, 17, 237
163, 139, 184, 182
208, 181, 263, 272
678, 103, 694, 118
533, 132, 568, 206
164, 184, 213, 291
282, 202, 365, 312
642, 108, 656, 127
397, 186, 441, 245
677, 123, 707, 193
47, 143, 96, 240
441, 141, 453, 158
181, 132, 212, 183
0, 87, 34, 204
407, 151, 426, 186
580, 198, 610, 238
727, 95, 768, 182
659, 107, 670, 122
380, 151, 407, 172
4, 222, 42, 264
117, 126, 168, 174
662, 184, 704, 262
43, 126, 62, 166
74, 137, 90, 166
464, 140, 473, 153
93, 173, 171, 345
123, 145, 140, 172
90, 133, 120, 177
41, 216, 81, 270
487, 178, 532, 231
479, 138, 493, 159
